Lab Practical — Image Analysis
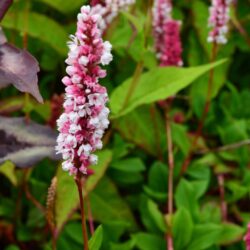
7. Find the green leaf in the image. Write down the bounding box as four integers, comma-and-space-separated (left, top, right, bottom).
199, 202, 221, 224
147, 162, 168, 193
2, 11, 68, 55
187, 224, 223, 250
5, 245, 21, 250
113, 105, 166, 157
0, 161, 17, 186
86, 150, 113, 193
218, 120, 248, 144
132, 233, 165, 250
172, 123, 191, 155
55, 167, 78, 232
89, 225, 103, 250
121, 11, 144, 32
63, 222, 83, 245
102, 221, 131, 249
89, 177, 136, 229
111, 158, 145, 172
128, 31, 145, 62
0, 197, 15, 218
139, 195, 164, 233
226, 181, 249, 203
175, 179, 199, 220
147, 199, 167, 233
55, 150, 112, 232
36, 0, 84, 14
217, 223, 244, 245
110, 59, 227, 117
191, 180, 210, 200
109, 170, 143, 185
112, 134, 134, 161
110, 240, 134, 250
191, 0, 211, 56
143, 161, 167, 202
173, 208, 194, 250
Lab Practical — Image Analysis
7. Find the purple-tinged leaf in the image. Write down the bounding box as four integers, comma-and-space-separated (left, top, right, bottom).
0, 0, 13, 21
0, 116, 61, 167
0, 29, 43, 103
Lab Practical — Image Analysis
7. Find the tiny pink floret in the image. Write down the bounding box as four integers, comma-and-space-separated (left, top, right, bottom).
56, 5, 113, 175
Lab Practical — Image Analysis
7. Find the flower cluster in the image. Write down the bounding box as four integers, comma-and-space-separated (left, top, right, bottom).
91, 0, 135, 33
56, 6, 113, 175
160, 20, 182, 66
207, 0, 232, 44
245, 224, 250, 250
152, 0, 182, 66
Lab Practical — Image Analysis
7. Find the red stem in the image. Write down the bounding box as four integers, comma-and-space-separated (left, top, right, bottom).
75, 174, 89, 250
165, 107, 175, 250
86, 195, 95, 235
217, 174, 227, 221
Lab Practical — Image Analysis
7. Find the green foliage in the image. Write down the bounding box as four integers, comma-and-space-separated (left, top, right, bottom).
113, 105, 166, 157
0, 161, 17, 186
55, 150, 112, 231
187, 224, 223, 250
110, 59, 227, 117
0, 0, 249, 250
173, 208, 194, 250
132, 233, 165, 250
36, 0, 86, 14
89, 225, 103, 250
2, 9, 68, 55
89, 177, 136, 228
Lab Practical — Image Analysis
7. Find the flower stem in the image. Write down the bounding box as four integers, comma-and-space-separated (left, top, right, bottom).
165, 106, 175, 250
181, 42, 217, 174
75, 174, 89, 250
217, 174, 227, 221
86, 195, 95, 235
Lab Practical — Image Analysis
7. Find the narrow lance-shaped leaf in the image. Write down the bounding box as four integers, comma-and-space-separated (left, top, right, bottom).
110, 59, 227, 118
89, 225, 103, 250
37, 0, 84, 14
0, 29, 42, 102
0, 116, 59, 167
0, 0, 13, 21
2, 11, 68, 55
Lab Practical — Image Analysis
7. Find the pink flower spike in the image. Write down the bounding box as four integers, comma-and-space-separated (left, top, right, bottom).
152, 0, 183, 67
244, 223, 250, 250
207, 0, 232, 44
160, 20, 183, 67
91, 0, 136, 33
56, 5, 113, 176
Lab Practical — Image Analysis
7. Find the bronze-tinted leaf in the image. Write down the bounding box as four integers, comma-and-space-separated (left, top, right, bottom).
0, 116, 60, 167
0, 29, 42, 103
